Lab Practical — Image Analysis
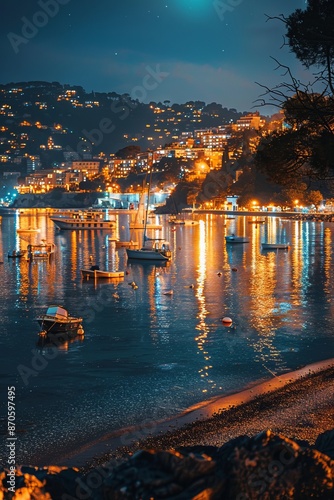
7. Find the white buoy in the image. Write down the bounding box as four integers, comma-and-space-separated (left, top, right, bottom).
222, 317, 233, 326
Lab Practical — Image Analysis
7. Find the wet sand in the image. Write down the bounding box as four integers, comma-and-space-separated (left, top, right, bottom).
59, 358, 334, 470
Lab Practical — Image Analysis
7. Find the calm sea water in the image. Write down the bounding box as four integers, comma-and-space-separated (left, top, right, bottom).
0, 209, 334, 466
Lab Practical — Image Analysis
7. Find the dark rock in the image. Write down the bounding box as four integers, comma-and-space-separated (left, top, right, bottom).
1, 430, 333, 499
315, 429, 334, 459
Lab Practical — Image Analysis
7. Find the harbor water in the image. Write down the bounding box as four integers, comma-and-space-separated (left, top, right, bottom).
0, 209, 334, 465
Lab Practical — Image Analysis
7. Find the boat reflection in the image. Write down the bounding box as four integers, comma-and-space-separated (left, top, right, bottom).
36, 331, 85, 349
126, 258, 170, 268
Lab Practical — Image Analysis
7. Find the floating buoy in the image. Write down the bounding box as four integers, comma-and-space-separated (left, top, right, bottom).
77, 325, 84, 335
163, 290, 173, 295
222, 317, 233, 326
133, 285, 138, 290
112, 293, 119, 299
125, 270, 130, 275
189, 284, 194, 288
217, 272, 222, 277
231, 267, 238, 272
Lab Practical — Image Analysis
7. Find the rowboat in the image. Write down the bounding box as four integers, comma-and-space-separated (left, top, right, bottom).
261, 243, 290, 250
81, 267, 125, 279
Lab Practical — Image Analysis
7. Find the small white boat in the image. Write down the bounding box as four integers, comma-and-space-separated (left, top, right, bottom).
81, 267, 125, 279
261, 242, 290, 250
225, 235, 249, 244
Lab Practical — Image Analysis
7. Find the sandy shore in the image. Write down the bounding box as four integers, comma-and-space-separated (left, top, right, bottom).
61, 358, 334, 471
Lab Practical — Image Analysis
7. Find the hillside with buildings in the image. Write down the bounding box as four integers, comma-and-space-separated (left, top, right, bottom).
0, 81, 285, 208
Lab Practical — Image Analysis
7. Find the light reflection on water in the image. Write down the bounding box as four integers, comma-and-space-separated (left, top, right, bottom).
0, 210, 334, 465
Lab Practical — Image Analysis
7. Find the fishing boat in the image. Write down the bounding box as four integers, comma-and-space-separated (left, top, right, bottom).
81, 267, 125, 279
225, 235, 250, 244
36, 305, 83, 337
27, 241, 56, 260
261, 242, 290, 250
50, 209, 116, 230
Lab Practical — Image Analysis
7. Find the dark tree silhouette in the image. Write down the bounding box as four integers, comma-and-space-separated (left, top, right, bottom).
254, 1, 334, 188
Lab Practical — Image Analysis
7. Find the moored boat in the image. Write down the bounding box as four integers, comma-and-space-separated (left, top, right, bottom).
27, 241, 56, 260
127, 168, 171, 261
81, 267, 125, 279
261, 242, 290, 250
50, 209, 116, 230
36, 305, 83, 336
8, 249, 26, 259
126, 241, 171, 261
225, 235, 249, 244
168, 215, 185, 225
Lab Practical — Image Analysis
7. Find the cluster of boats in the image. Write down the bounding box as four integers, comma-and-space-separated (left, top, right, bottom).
23, 206, 173, 339
8, 241, 56, 260
225, 235, 289, 249
7, 202, 293, 342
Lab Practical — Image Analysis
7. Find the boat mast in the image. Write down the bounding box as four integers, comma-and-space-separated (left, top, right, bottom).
142, 155, 153, 247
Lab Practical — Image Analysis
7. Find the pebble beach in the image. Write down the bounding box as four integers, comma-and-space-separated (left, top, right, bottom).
76, 359, 334, 471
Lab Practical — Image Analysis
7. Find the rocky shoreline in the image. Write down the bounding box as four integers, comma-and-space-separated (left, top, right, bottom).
1, 362, 334, 498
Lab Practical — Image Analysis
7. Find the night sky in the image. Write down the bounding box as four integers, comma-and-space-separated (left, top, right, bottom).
1, 1, 309, 112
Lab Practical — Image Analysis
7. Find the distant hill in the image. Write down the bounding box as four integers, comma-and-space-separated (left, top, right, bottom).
0, 81, 244, 164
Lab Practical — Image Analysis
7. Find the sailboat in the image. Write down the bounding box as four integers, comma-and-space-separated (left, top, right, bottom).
126, 172, 171, 261
129, 187, 162, 230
